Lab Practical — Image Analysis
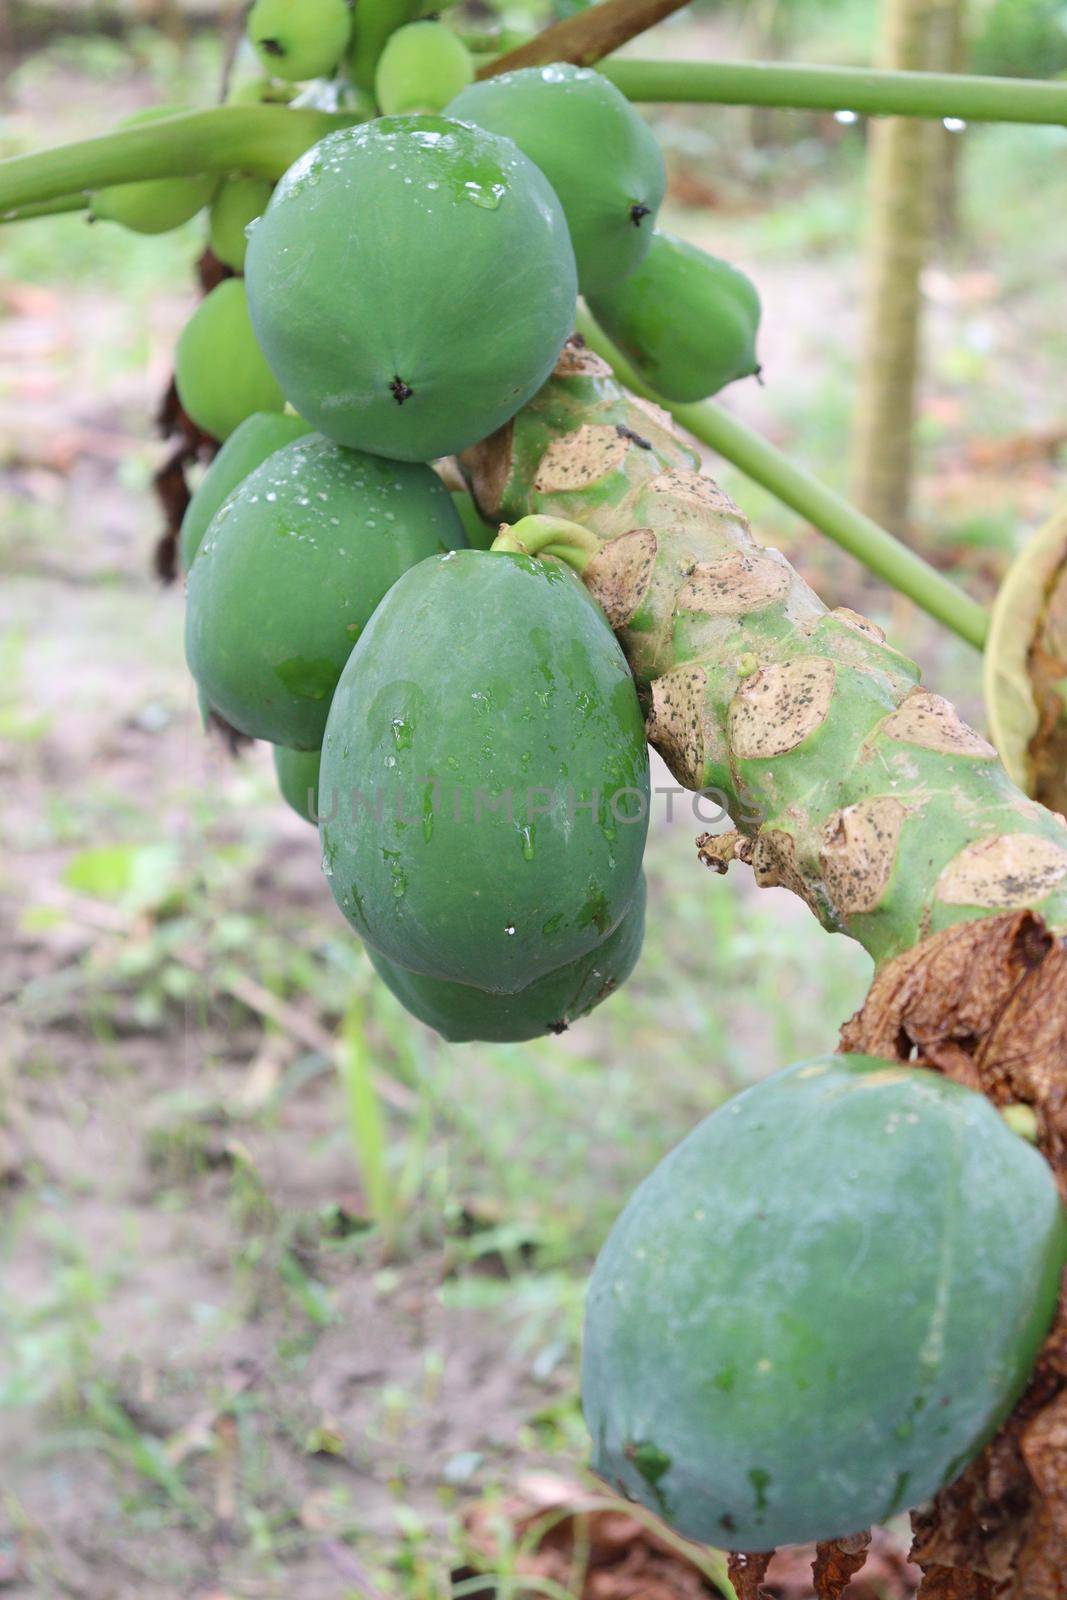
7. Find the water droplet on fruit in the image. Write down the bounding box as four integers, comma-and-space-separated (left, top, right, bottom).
391, 716, 414, 749
504, 924, 516, 936
321, 852, 334, 877
519, 824, 535, 860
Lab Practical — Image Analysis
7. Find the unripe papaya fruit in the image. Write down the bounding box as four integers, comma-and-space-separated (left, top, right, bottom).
175, 279, 286, 442
273, 743, 321, 822
319, 549, 649, 992
375, 22, 474, 114
226, 76, 296, 106
180, 411, 312, 571
587, 232, 761, 402
209, 176, 275, 270
446, 65, 665, 296
185, 435, 466, 748
90, 107, 216, 234
246, 0, 352, 81
367, 874, 646, 1042
583, 1054, 1067, 1552
244, 117, 577, 461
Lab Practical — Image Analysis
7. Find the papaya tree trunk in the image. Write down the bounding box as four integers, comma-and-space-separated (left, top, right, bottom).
929, 0, 967, 241
463, 342, 1067, 1596
851, 0, 940, 536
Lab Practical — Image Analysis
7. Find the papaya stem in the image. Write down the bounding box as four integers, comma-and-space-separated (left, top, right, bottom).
0, 193, 89, 223
478, 0, 692, 78
576, 310, 989, 652
492, 515, 600, 574
0, 106, 357, 213
601, 57, 1067, 126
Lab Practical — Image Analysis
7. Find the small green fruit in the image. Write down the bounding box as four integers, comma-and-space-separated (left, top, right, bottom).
367, 874, 645, 1041
175, 279, 285, 442
246, 0, 352, 81
185, 433, 466, 747
375, 22, 474, 114
209, 176, 275, 270
583, 1054, 1067, 1551
446, 65, 664, 296
319, 548, 649, 992
273, 744, 321, 822
587, 232, 761, 402
90, 107, 216, 234
179, 411, 312, 571
245, 117, 577, 461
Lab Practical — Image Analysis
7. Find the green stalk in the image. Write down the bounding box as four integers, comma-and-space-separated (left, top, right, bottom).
601, 57, 1067, 124
576, 309, 989, 651
0, 106, 356, 213
1, 193, 89, 223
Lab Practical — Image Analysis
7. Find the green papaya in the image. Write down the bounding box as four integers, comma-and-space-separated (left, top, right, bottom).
226, 76, 296, 106
180, 411, 312, 572
587, 232, 761, 402
175, 279, 286, 442
450, 488, 495, 551
244, 117, 577, 462
375, 22, 474, 114
185, 434, 466, 748
273, 743, 321, 823
246, 0, 353, 81
90, 107, 216, 234
446, 65, 665, 296
347, 0, 423, 90
319, 548, 649, 992
209, 176, 275, 271
368, 873, 646, 1041
583, 1054, 1067, 1552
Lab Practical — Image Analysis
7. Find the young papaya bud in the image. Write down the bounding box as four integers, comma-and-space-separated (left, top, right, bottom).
375, 21, 474, 114
246, 0, 353, 82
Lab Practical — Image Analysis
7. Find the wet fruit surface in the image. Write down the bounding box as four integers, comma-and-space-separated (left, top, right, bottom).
583, 1053, 1067, 1551
244, 117, 577, 461
179, 411, 312, 572
185, 434, 466, 747
447, 65, 665, 295
368, 873, 646, 1041
319, 549, 649, 992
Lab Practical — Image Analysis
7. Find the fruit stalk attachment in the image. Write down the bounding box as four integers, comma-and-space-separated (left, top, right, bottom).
491, 514, 599, 573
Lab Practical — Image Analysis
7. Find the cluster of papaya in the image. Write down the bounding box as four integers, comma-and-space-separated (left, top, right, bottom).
147, 34, 763, 1043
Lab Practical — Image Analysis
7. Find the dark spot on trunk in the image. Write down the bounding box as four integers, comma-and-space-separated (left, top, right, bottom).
629, 202, 651, 227
260, 36, 284, 56
616, 423, 651, 450
390, 375, 414, 405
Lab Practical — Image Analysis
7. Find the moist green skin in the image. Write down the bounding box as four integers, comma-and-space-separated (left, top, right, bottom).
587, 232, 761, 402
582, 1053, 1067, 1552
367, 872, 645, 1041
273, 743, 321, 823
319, 549, 649, 992
244, 117, 577, 462
447, 65, 665, 297
175, 279, 285, 442
185, 434, 466, 748
90, 107, 217, 233
180, 412, 312, 571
